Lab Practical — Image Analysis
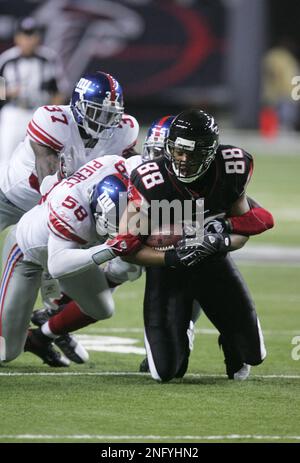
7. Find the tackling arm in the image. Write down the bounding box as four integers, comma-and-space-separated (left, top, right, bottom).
226, 193, 274, 236
227, 193, 250, 251
30, 140, 60, 185
47, 234, 116, 279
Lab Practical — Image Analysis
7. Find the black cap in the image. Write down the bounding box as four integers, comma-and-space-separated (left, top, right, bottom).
16, 17, 40, 35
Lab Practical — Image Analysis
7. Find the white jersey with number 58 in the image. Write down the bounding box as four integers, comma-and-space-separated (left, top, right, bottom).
0, 104, 138, 212
16, 155, 127, 272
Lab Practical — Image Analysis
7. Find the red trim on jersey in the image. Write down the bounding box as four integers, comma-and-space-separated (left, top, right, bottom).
28, 173, 40, 193
48, 205, 87, 244
39, 180, 60, 204
32, 119, 63, 147
106, 73, 116, 102
127, 180, 143, 207
28, 121, 62, 152
112, 171, 129, 186
247, 158, 254, 185
47, 223, 72, 242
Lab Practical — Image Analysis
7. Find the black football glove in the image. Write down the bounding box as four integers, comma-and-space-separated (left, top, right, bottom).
164, 232, 231, 269
204, 217, 232, 234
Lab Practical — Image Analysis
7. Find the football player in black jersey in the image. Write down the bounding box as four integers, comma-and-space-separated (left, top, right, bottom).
125, 109, 274, 382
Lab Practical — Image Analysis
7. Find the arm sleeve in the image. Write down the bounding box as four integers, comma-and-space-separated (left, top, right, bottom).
39, 172, 60, 197
47, 235, 106, 279
229, 206, 274, 235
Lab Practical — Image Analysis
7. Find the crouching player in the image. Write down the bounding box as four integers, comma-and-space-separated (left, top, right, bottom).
0, 155, 141, 366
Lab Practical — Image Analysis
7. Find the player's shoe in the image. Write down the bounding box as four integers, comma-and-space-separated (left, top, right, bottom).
31, 306, 62, 326
54, 334, 89, 364
24, 328, 70, 367
31, 309, 89, 364
218, 335, 249, 380
139, 357, 149, 372
233, 363, 251, 381
32, 306, 89, 364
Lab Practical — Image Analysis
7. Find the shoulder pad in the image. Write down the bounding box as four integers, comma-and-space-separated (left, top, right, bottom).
27, 105, 71, 152
118, 114, 139, 154
217, 144, 253, 196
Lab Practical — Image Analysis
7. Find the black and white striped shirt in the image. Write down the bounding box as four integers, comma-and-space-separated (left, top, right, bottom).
0, 45, 62, 110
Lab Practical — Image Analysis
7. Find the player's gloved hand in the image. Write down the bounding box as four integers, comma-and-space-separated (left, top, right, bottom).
92, 234, 142, 265
164, 232, 231, 268
204, 217, 232, 234
59, 146, 78, 178
106, 234, 142, 256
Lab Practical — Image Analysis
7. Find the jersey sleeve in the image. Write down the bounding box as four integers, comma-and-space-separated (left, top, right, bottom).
27, 105, 69, 152
121, 114, 139, 152
219, 145, 254, 202
47, 188, 90, 245
125, 154, 142, 176
129, 165, 147, 206
114, 114, 139, 157
234, 149, 253, 197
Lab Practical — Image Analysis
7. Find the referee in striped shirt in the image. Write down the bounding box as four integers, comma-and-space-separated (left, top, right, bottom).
0, 17, 65, 165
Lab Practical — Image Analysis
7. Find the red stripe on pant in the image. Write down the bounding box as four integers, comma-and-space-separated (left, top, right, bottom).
0, 246, 23, 337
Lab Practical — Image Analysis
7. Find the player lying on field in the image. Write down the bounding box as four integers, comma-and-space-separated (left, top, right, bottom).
0, 155, 142, 366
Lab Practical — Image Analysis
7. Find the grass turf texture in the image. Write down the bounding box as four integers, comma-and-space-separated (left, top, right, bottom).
247, 153, 300, 246
0, 265, 299, 443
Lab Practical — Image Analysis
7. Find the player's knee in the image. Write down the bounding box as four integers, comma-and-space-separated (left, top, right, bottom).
247, 354, 266, 366
1, 334, 22, 362
2, 345, 22, 363
104, 258, 142, 285
156, 365, 178, 382
153, 355, 179, 382
103, 300, 115, 319
81, 294, 115, 321
246, 346, 267, 366
99, 294, 115, 320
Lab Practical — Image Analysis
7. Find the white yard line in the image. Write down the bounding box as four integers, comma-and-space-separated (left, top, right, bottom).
0, 371, 299, 379
79, 328, 300, 336
0, 433, 299, 441
233, 244, 300, 264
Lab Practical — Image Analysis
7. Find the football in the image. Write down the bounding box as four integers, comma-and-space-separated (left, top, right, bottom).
145, 223, 182, 251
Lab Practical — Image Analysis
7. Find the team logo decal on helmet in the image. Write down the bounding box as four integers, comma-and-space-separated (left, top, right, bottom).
165, 109, 219, 183
142, 115, 175, 161
90, 174, 128, 238
71, 71, 124, 139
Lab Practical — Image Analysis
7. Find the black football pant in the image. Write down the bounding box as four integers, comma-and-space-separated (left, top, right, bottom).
143, 254, 266, 381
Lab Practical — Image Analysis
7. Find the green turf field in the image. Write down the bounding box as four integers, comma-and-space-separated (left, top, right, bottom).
0, 154, 299, 443
247, 153, 300, 246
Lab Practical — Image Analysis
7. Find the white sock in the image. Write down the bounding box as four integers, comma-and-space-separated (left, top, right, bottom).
41, 321, 58, 339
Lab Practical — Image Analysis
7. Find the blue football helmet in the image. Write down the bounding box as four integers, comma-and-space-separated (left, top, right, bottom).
71, 71, 124, 139
142, 115, 175, 161
90, 174, 128, 238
